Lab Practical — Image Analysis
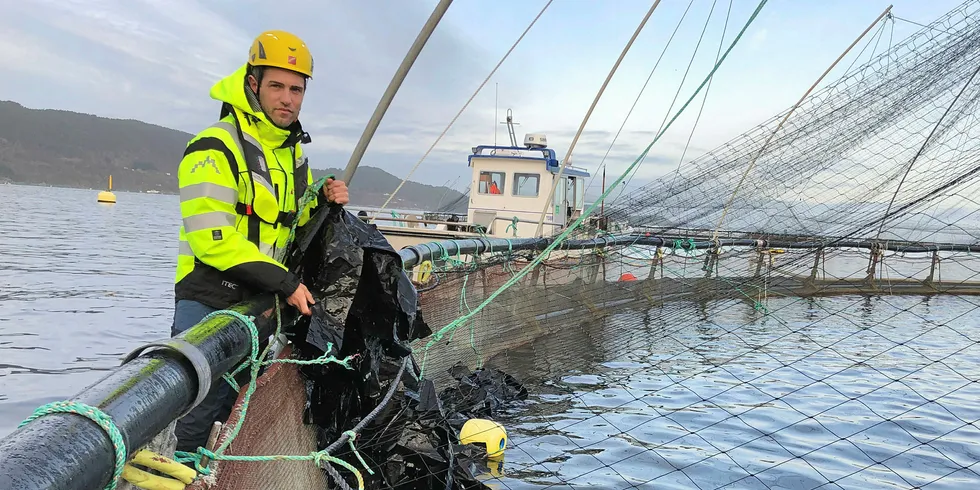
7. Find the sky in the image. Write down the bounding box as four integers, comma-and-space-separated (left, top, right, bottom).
0, 0, 970, 200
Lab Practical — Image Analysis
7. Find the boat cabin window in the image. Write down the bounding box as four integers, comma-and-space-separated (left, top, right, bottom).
513, 173, 540, 197
478, 171, 505, 195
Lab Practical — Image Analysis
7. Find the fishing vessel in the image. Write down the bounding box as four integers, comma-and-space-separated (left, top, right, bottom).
367, 123, 593, 250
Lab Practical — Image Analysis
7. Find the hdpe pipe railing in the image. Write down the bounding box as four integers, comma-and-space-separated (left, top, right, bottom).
0, 295, 288, 490
397, 234, 980, 268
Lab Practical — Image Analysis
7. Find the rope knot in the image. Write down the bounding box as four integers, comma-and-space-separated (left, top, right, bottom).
505, 216, 520, 237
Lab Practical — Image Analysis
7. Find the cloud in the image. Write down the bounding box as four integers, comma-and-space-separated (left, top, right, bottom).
0, 0, 541, 189
4, 0, 965, 203
1, 0, 751, 195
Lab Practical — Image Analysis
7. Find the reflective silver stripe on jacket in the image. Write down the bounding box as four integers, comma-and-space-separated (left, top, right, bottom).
183, 211, 236, 232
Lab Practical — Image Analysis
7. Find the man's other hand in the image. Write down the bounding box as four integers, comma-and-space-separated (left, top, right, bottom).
287, 283, 315, 316
324, 178, 349, 205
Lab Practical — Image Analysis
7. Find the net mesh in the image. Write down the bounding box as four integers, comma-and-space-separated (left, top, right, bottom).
194, 0, 980, 488
605, 0, 980, 244
411, 242, 980, 489
186, 345, 327, 490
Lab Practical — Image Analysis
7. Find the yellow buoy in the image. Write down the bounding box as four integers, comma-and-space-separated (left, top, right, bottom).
98, 175, 116, 204
460, 418, 507, 459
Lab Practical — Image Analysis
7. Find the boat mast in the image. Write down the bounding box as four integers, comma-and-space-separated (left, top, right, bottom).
501, 108, 520, 147
342, 0, 454, 185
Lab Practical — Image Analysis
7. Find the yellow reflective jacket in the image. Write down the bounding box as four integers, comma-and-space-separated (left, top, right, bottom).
174, 63, 318, 308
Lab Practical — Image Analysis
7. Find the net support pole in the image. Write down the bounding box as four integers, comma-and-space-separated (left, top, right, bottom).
534, 0, 662, 237
925, 251, 940, 284
341, 0, 453, 185
0, 296, 285, 490
711, 4, 894, 242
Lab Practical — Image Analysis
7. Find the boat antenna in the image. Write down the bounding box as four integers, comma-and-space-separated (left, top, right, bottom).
342, 0, 453, 185
494, 83, 499, 146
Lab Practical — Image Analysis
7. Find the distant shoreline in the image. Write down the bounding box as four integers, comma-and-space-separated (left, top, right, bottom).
2, 180, 178, 195
1, 181, 450, 212
0, 100, 468, 213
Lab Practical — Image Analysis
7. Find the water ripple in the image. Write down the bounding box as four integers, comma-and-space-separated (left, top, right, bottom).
489, 295, 980, 489
0, 185, 176, 437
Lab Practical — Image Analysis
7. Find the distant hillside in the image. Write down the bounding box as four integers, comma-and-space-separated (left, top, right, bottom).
0, 100, 466, 211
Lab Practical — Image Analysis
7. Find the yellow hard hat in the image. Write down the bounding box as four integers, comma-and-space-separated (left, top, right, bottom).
460, 418, 507, 459
248, 30, 313, 78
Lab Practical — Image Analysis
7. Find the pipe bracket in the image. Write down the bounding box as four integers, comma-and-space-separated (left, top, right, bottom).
122, 338, 213, 418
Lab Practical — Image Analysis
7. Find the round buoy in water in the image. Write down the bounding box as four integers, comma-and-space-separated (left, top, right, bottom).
460, 418, 507, 458
97, 191, 117, 204
98, 175, 117, 203
619, 272, 637, 282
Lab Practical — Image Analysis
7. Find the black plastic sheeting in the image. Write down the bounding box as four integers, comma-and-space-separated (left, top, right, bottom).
282, 205, 526, 489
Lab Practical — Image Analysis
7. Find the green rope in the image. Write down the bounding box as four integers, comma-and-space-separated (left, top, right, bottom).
421, 0, 769, 352
18, 401, 127, 490
175, 447, 365, 488
505, 216, 520, 237
277, 174, 331, 264
171, 306, 364, 490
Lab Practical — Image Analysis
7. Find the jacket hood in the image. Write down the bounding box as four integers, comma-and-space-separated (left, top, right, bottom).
209, 63, 309, 149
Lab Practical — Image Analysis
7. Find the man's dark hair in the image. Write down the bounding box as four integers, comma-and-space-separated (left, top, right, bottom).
248, 64, 309, 90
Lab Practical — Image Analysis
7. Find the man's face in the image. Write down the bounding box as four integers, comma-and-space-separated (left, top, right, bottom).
248, 67, 307, 128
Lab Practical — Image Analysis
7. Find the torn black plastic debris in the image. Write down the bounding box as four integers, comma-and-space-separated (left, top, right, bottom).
441, 365, 529, 420
284, 204, 428, 451
283, 204, 521, 489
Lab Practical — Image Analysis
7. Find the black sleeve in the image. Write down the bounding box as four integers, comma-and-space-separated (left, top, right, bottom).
223, 261, 300, 297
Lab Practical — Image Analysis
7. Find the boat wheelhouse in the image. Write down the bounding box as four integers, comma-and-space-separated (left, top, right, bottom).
466, 132, 590, 238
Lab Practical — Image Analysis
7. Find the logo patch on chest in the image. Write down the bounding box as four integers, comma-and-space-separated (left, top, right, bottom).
212, 230, 223, 241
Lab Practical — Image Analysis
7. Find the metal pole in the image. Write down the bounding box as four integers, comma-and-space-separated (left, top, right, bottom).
494, 82, 499, 146
0, 296, 284, 490
534, 0, 662, 237
600, 166, 606, 218
342, 0, 454, 185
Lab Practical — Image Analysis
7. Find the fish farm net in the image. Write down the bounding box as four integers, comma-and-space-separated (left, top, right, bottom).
187, 1, 980, 489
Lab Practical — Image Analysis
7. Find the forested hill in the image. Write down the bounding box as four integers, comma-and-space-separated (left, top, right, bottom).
0, 100, 466, 210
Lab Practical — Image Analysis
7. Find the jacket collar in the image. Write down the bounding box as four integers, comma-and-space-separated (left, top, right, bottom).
210, 63, 311, 149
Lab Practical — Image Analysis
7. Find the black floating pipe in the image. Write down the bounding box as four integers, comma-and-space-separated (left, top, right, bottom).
398, 234, 980, 268
0, 295, 289, 490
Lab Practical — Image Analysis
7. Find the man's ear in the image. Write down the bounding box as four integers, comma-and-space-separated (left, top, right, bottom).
247, 74, 259, 93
